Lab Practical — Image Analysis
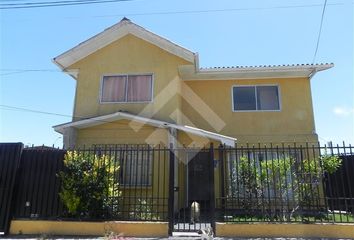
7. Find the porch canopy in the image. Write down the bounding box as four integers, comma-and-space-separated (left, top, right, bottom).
53, 111, 236, 147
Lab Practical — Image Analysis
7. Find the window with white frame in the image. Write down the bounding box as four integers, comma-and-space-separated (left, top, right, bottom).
232, 85, 280, 111
101, 74, 153, 103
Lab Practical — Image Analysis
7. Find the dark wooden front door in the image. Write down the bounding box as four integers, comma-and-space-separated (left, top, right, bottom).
188, 151, 211, 203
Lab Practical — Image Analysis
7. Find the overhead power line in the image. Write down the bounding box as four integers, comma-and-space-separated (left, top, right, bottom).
0, 68, 60, 71
312, 0, 328, 63
0, 0, 124, 5
0, 0, 133, 9
0, 104, 135, 127
1, 0, 111, 6
0, 104, 338, 144
0, 68, 62, 76
85, 3, 344, 18
0, 104, 154, 130
0, 104, 73, 118
0, 1, 342, 10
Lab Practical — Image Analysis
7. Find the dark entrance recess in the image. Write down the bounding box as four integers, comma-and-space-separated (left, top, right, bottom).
171, 146, 215, 233
188, 151, 211, 206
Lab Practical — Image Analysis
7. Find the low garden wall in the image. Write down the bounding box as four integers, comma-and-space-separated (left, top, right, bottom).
9, 220, 169, 237
216, 222, 354, 238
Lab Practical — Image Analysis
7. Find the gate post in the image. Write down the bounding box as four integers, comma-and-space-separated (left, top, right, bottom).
219, 144, 225, 213
209, 143, 216, 232
168, 144, 175, 235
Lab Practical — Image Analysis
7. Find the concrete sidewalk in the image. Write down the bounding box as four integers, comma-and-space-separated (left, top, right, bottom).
1, 236, 351, 240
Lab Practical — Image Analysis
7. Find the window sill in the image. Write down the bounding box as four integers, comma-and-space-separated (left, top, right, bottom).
232, 110, 281, 112
99, 101, 153, 104
120, 185, 152, 189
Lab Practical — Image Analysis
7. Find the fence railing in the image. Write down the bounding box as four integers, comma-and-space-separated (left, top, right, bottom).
217, 142, 354, 223
13, 145, 171, 222
0, 143, 23, 234
1, 142, 353, 231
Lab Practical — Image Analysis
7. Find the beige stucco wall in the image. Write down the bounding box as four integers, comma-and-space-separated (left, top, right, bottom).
68, 34, 191, 124
75, 119, 169, 147
10, 220, 168, 237
63, 32, 318, 145
216, 222, 354, 238
182, 78, 318, 144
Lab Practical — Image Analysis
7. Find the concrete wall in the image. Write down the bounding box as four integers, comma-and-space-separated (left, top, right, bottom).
9, 220, 354, 238
216, 222, 354, 238
10, 220, 168, 237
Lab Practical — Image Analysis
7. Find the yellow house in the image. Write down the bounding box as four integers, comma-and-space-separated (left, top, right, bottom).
51, 18, 333, 228
52, 17, 332, 149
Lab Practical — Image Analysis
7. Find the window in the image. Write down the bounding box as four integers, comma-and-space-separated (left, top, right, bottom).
232, 86, 280, 111
101, 74, 153, 103
91, 145, 153, 186
226, 149, 297, 199
120, 149, 153, 186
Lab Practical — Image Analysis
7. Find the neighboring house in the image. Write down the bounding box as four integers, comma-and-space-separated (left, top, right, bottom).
53, 17, 332, 148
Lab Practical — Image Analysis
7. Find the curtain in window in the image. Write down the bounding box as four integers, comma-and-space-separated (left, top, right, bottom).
127, 75, 152, 102
257, 86, 279, 110
121, 150, 152, 186
101, 76, 126, 102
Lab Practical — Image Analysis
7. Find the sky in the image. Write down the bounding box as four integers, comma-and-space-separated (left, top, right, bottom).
0, 0, 353, 147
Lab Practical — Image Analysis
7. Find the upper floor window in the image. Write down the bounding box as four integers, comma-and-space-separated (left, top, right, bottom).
101, 74, 153, 103
232, 85, 280, 111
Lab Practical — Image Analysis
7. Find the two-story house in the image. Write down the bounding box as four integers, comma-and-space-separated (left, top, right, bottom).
51, 18, 335, 228
53, 18, 332, 149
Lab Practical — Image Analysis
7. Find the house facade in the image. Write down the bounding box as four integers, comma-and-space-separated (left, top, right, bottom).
53, 18, 333, 149
49, 18, 336, 232
53, 18, 332, 148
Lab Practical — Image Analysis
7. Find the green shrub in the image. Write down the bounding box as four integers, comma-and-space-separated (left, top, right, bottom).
321, 154, 342, 174
129, 198, 161, 221
58, 151, 120, 218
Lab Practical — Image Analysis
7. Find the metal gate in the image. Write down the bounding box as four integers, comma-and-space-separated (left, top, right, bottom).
12, 148, 66, 219
325, 154, 354, 213
0, 143, 23, 235
169, 146, 215, 234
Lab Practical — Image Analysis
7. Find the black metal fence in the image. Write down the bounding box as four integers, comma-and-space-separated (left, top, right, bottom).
217, 142, 354, 224
0, 143, 23, 234
1, 142, 354, 235
13, 148, 65, 219
12, 145, 171, 222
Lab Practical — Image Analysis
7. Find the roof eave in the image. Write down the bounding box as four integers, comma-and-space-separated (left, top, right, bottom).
179, 63, 334, 80
53, 19, 195, 71
53, 112, 236, 146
